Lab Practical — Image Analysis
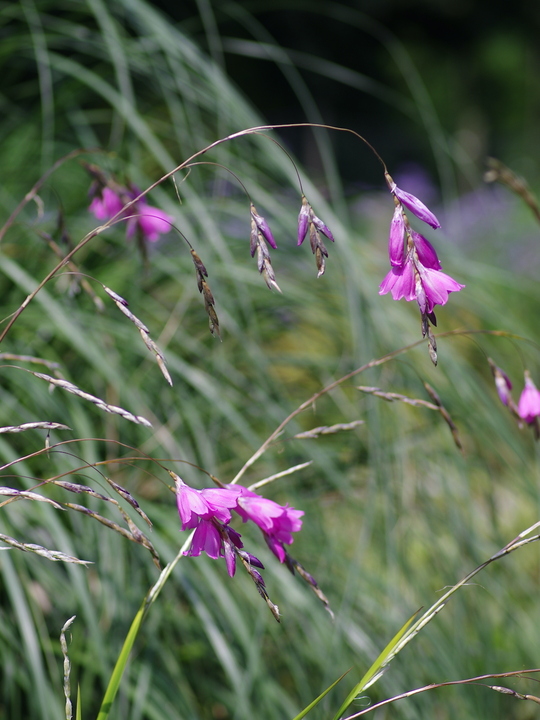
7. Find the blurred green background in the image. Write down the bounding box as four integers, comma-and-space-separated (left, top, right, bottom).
1, 1, 540, 719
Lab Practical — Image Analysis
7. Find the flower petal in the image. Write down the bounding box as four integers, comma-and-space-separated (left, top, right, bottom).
388, 206, 405, 267
392, 185, 441, 229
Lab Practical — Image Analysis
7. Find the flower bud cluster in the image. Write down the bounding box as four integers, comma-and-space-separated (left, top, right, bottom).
297, 195, 335, 278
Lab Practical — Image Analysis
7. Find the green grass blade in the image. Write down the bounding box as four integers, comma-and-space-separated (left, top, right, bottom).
332, 610, 419, 720
291, 669, 350, 720
96, 603, 145, 720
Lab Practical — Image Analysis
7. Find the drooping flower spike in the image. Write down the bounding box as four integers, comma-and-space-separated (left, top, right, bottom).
250, 204, 281, 292
297, 195, 334, 278
380, 172, 463, 362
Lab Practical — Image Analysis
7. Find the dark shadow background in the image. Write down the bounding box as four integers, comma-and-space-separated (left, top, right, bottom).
151, 0, 540, 192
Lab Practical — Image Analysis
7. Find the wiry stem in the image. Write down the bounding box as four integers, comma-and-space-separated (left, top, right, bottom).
343, 668, 540, 719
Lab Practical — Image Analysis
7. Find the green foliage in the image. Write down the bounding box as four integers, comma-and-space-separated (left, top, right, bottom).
1, 2, 540, 720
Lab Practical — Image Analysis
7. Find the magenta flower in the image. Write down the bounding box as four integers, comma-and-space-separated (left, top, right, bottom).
89, 186, 173, 243
89, 187, 125, 220
126, 203, 173, 243
175, 477, 239, 529
232, 486, 304, 563
380, 251, 463, 314
517, 372, 540, 424
174, 477, 302, 575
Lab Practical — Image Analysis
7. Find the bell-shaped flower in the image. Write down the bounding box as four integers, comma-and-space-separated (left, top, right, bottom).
175, 477, 238, 530
379, 252, 463, 314
518, 372, 540, 424
232, 485, 304, 563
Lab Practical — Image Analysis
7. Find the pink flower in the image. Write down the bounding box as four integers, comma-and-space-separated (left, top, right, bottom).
88, 187, 124, 220
175, 477, 238, 530
518, 372, 540, 424
232, 486, 304, 563
175, 477, 304, 572
379, 252, 463, 314
89, 186, 173, 243
126, 203, 174, 243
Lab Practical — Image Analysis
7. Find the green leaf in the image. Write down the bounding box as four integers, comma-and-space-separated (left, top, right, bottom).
96, 604, 145, 720
332, 610, 420, 720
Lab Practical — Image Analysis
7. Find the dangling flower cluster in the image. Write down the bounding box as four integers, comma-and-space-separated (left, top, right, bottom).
489, 360, 540, 438
88, 177, 173, 244
297, 195, 335, 277
250, 204, 281, 292
379, 172, 464, 362
174, 475, 303, 577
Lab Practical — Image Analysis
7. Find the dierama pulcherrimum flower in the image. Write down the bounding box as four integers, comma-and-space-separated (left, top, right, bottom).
231, 485, 304, 563
517, 372, 540, 424
89, 186, 173, 243
174, 476, 303, 574
380, 172, 463, 359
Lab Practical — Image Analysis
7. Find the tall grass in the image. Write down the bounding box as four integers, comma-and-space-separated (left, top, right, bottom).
1, 1, 539, 719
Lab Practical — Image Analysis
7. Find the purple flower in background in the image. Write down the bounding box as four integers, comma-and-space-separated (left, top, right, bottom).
488, 359, 513, 407
385, 172, 441, 229
89, 186, 173, 243
517, 372, 540, 424
126, 202, 173, 243
89, 187, 124, 220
